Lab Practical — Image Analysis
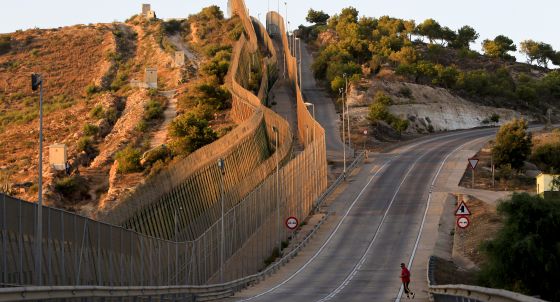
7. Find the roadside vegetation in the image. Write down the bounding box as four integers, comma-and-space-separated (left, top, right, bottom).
300, 7, 560, 135
478, 193, 560, 301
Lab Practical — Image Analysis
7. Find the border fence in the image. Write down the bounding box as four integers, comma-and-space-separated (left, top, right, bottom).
0, 0, 328, 289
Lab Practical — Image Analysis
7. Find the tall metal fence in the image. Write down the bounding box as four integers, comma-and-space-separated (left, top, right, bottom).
0, 0, 328, 289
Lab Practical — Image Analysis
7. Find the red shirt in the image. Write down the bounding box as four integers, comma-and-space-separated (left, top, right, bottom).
401, 267, 411, 283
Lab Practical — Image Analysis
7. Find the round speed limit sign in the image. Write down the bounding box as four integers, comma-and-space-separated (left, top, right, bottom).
457, 216, 470, 229
286, 217, 298, 230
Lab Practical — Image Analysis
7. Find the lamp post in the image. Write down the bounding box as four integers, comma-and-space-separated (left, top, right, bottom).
217, 158, 225, 283
339, 88, 346, 180
272, 126, 281, 254
343, 73, 351, 156
31, 73, 43, 286
305, 102, 317, 206
296, 37, 302, 88
174, 206, 183, 284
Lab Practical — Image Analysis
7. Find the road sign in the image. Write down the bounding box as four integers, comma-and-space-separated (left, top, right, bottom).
286, 216, 298, 230
468, 158, 479, 170
457, 216, 470, 229
455, 201, 471, 216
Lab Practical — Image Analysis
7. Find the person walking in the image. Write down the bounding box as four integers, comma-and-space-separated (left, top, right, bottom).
400, 263, 415, 299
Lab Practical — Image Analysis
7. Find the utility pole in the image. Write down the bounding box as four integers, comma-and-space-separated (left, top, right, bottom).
340, 88, 346, 180
31, 73, 43, 286
343, 73, 351, 156
272, 126, 281, 255
217, 158, 225, 283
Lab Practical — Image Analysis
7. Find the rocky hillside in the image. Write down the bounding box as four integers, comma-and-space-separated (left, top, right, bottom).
0, 5, 242, 215
301, 7, 560, 143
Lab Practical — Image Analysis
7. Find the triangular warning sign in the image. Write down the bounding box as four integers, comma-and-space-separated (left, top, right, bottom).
455, 201, 471, 216
468, 158, 479, 170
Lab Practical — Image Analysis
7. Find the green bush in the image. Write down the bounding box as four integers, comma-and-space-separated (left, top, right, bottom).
89, 105, 105, 120
492, 118, 532, 171
398, 86, 413, 98
141, 145, 170, 168
55, 175, 89, 200
105, 107, 118, 124
82, 123, 99, 136
0, 34, 11, 55
77, 136, 97, 155
84, 84, 99, 97
115, 146, 143, 173
478, 193, 560, 301
144, 99, 164, 120
170, 113, 218, 154
530, 143, 560, 173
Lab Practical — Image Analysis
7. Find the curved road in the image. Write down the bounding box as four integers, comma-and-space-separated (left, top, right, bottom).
228, 127, 496, 302
300, 42, 352, 159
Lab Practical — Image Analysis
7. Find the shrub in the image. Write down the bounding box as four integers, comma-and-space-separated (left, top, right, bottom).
530, 143, 560, 173
55, 175, 89, 200
82, 123, 99, 136
398, 86, 413, 98
170, 113, 218, 154
141, 145, 171, 168
0, 34, 11, 55
85, 84, 99, 97
144, 99, 164, 120
492, 118, 532, 171
478, 193, 560, 301
89, 105, 104, 120
115, 146, 143, 173
77, 136, 97, 155
105, 107, 118, 124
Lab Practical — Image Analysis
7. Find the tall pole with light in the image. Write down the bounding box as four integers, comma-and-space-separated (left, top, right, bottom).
174, 206, 183, 283
296, 37, 302, 88
31, 73, 43, 286
343, 73, 351, 156
217, 158, 225, 283
272, 126, 281, 254
339, 88, 346, 180
305, 103, 317, 204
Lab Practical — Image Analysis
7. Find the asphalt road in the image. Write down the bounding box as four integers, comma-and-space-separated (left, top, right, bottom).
229, 127, 497, 302
300, 42, 352, 160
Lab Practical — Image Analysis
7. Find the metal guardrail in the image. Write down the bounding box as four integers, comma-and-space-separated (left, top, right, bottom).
427, 257, 546, 302
429, 285, 546, 302
0, 152, 365, 301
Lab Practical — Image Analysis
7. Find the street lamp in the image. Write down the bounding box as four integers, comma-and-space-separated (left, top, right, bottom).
174, 206, 183, 284
343, 73, 351, 156
272, 126, 281, 255
296, 37, 302, 88
339, 88, 346, 180
31, 73, 43, 286
304, 102, 317, 205
217, 158, 225, 283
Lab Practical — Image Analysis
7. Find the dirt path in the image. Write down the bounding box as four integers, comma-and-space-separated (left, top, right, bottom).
168, 34, 199, 68
149, 90, 177, 148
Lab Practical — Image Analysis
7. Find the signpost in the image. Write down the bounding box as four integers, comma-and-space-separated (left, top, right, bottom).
468, 157, 479, 188
363, 129, 368, 158
286, 216, 298, 230
457, 216, 470, 229
455, 197, 472, 229
455, 201, 471, 216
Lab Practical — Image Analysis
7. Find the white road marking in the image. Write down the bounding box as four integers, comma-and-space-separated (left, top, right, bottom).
395, 135, 490, 302
317, 144, 435, 302
235, 129, 494, 302
235, 158, 393, 302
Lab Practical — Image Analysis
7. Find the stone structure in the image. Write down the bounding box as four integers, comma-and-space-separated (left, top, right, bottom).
174, 51, 185, 67
145, 67, 157, 89
141, 4, 156, 20
49, 143, 67, 171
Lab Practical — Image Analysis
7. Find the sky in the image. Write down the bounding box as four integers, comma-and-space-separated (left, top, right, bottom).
1, 0, 558, 64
